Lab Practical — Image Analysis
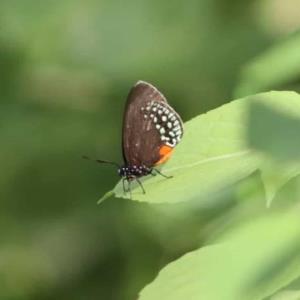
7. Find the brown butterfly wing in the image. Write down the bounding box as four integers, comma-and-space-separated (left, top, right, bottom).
122, 81, 183, 167
122, 81, 167, 167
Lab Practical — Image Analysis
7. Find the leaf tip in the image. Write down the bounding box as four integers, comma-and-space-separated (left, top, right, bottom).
97, 190, 114, 204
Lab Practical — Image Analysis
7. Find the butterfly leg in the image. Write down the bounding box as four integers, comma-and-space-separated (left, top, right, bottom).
123, 177, 133, 198
135, 178, 146, 194
122, 178, 128, 193
128, 179, 132, 199
150, 170, 157, 176
153, 168, 173, 179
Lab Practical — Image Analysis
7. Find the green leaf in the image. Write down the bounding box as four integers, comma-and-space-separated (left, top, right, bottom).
260, 161, 300, 207
248, 101, 300, 161
99, 91, 300, 205
234, 32, 300, 98
270, 290, 300, 300
139, 213, 300, 300
247, 95, 300, 206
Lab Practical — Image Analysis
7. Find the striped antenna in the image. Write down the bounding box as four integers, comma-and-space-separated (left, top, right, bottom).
82, 155, 120, 168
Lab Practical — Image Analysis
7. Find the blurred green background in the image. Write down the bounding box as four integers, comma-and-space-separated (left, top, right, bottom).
1, 0, 300, 299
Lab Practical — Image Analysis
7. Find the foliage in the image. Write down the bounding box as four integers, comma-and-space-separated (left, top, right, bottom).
140, 213, 300, 300
1, 1, 300, 300
234, 31, 300, 98
107, 90, 300, 299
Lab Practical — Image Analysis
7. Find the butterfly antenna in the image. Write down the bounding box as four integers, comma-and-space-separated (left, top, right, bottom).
82, 155, 120, 168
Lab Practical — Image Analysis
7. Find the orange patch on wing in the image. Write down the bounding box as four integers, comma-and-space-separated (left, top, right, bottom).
155, 145, 174, 165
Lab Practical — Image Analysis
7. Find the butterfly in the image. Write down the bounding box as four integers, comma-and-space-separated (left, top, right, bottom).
84, 80, 183, 194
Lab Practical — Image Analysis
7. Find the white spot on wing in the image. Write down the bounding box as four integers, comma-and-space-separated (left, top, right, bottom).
160, 127, 166, 134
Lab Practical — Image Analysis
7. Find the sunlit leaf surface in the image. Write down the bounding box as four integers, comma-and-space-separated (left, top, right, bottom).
139, 213, 300, 300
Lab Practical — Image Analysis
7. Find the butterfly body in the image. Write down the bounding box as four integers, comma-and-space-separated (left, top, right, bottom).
118, 164, 152, 179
